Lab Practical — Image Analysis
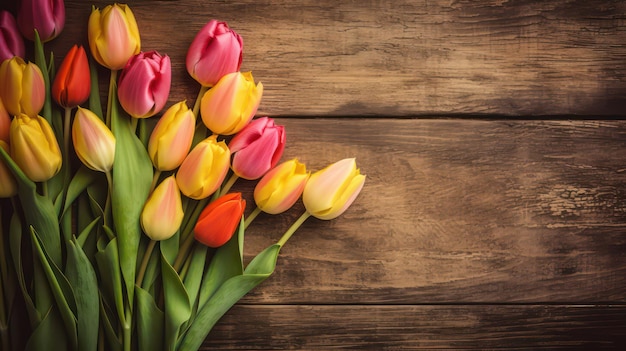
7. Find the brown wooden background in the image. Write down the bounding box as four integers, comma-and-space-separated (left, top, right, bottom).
7, 0, 626, 349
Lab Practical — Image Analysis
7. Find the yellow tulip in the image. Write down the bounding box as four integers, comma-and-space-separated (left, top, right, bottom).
254, 159, 309, 214
0, 141, 17, 198
140, 176, 184, 241
148, 101, 195, 171
10, 113, 62, 182
200, 71, 263, 135
88, 3, 140, 70
302, 158, 365, 220
0, 98, 9, 143
0, 56, 45, 117
175, 135, 230, 200
72, 107, 116, 172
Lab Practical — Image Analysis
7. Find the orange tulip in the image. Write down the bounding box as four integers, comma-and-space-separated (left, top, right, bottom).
52, 45, 90, 108
194, 192, 245, 248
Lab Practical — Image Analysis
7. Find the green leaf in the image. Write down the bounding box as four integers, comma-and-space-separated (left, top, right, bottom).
177, 245, 280, 351
95, 238, 125, 325
160, 230, 180, 265
98, 297, 122, 351
33, 30, 51, 124
88, 58, 103, 118
63, 166, 98, 217
136, 286, 164, 351
65, 238, 99, 351
0, 148, 62, 266
30, 228, 78, 350
110, 82, 153, 307
183, 245, 207, 311
161, 253, 191, 351
24, 307, 68, 351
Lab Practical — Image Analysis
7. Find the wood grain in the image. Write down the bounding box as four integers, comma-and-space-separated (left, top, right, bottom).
33, 0, 626, 117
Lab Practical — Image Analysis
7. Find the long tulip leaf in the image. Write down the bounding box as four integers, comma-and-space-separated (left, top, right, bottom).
63, 166, 98, 217
95, 238, 125, 325
8, 213, 40, 324
65, 239, 99, 351
24, 307, 68, 351
161, 253, 191, 351
99, 297, 121, 351
136, 286, 164, 351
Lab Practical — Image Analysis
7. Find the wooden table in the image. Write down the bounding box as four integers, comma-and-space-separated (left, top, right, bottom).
9, 0, 626, 349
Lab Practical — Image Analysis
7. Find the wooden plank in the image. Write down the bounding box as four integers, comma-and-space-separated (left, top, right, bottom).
30, 0, 626, 117
227, 119, 626, 304
201, 304, 626, 350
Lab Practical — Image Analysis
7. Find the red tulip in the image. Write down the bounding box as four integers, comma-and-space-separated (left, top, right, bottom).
194, 192, 245, 248
17, 0, 65, 42
118, 51, 171, 118
186, 20, 242, 87
229, 117, 285, 180
0, 11, 25, 61
52, 45, 90, 108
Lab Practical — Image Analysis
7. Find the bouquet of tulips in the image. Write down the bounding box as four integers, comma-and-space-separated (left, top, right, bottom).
0, 1, 365, 351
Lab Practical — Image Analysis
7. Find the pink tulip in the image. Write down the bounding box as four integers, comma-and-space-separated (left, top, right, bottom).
229, 117, 285, 180
186, 20, 242, 87
118, 51, 171, 118
17, 0, 65, 42
0, 11, 25, 61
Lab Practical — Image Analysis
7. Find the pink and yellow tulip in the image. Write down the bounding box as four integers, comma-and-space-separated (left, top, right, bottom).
0, 11, 25, 61
254, 159, 309, 215
186, 19, 243, 87
200, 71, 263, 135
194, 192, 245, 248
140, 176, 184, 241
229, 117, 285, 180
176, 135, 230, 200
10, 113, 62, 182
88, 3, 140, 70
72, 107, 116, 172
52, 45, 90, 109
303, 158, 365, 220
16, 0, 65, 42
148, 101, 195, 171
118, 51, 171, 118
0, 56, 45, 117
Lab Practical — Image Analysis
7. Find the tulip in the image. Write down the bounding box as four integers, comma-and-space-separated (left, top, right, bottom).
194, 192, 245, 248
51, 45, 90, 109
176, 135, 230, 200
0, 56, 45, 117
10, 113, 62, 182
118, 51, 171, 118
72, 107, 115, 172
140, 176, 184, 241
229, 117, 285, 180
148, 101, 195, 171
0, 140, 17, 198
0, 98, 9, 143
254, 159, 309, 215
200, 71, 263, 135
186, 20, 243, 87
302, 158, 365, 220
88, 4, 140, 70
0, 11, 25, 61
16, 0, 65, 42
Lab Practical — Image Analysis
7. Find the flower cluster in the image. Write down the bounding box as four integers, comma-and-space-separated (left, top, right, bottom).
0, 1, 365, 351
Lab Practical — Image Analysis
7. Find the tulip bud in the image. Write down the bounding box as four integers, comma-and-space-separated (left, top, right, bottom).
0, 98, 9, 143
17, 0, 65, 42
0, 140, 17, 198
200, 71, 263, 135
72, 107, 115, 172
0, 56, 45, 117
194, 192, 245, 248
10, 113, 62, 182
52, 45, 90, 109
140, 176, 184, 241
88, 3, 140, 70
148, 101, 195, 171
254, 159, 309, 215
186, 20, 243, 87
303, 158, 365, 220
175, 135, 230, 200
0, 11, 25, 61
118, 51, 171, 118
229, 117, 285, 180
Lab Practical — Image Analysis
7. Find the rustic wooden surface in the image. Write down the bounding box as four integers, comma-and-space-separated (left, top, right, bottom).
7, 0, 626, 349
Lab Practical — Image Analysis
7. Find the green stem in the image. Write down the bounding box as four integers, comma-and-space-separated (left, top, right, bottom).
192, 85, 209, 118
277, 211, 311, 247
219, 173, 239, 197
130, 117, 138, 134
149, 170, 162, 194
244, 206, 262, 229
136, 240, 157, 288
106, 70, 119, 128
104, 170, 113, 227
173, 225, 197, 272
123, 306, 131, 351
63, 107, 72, 166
